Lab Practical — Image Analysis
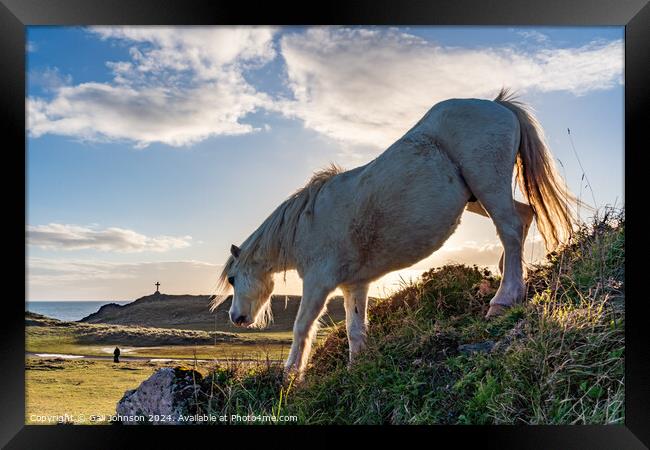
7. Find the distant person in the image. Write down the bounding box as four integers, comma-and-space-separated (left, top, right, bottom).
113, 346, 120, 363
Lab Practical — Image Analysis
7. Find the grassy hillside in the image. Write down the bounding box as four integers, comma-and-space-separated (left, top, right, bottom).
165, 208, 625, 425
79, 293, 350, 333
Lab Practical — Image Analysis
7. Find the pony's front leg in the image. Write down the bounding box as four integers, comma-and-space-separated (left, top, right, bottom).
341, 283, 369, 364
285, 282, 331, 381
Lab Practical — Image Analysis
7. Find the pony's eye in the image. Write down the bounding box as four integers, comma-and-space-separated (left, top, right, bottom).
228, 276, 235, 287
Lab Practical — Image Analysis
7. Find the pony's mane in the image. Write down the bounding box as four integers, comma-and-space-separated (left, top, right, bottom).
494, 86, 519, 104
214, 164, 343, 299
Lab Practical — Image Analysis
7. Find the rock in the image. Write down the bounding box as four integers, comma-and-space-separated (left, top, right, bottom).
458, 340, 495, 354
116, 367, 202, 425
491, 319, 526, 353
457, 320, 527, 356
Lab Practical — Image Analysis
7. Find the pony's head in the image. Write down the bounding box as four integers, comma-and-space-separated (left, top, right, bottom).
212, 165, 342, 328
217, 244, 274, 328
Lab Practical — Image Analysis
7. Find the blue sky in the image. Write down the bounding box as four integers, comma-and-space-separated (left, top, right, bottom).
26, 26, 624, 300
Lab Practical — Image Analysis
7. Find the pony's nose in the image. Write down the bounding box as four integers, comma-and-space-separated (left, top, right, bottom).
231, 313, 248, 325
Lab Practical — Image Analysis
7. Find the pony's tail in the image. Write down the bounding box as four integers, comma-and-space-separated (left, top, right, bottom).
494, 88, 585, 251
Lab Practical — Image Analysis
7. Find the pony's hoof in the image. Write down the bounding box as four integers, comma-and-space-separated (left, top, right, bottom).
485, 304, 509, 319
282, 367, 303, 385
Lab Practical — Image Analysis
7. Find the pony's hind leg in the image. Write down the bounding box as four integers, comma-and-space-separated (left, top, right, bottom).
479, 198, 525, 318
466, 200, 534, 275
341, 283, 369, 364
455, 152, 525, 317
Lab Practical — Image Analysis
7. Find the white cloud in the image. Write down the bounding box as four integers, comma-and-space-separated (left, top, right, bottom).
27, 223, 192, 252
28, 26, 277, 148
28, 66, 72, 92
92, 26, 277, 81
418, 241, 504, 268
28, 78, 267, 147
27, 27, 623, 151
28, 257, 221, 300
277, 27, 623, 148
516, 30, 549, 43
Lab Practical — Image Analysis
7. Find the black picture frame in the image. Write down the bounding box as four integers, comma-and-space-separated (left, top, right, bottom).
3, 0, 647, 448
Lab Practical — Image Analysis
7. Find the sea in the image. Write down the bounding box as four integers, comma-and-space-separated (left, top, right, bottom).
26, 301, 133, 322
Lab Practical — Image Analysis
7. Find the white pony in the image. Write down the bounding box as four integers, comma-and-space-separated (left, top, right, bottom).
214, 89, 578, 378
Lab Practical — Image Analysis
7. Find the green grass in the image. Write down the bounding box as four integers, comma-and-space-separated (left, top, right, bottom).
27, 327, 330, 363
26, 358, 215, 425
26, 318, 297, 360
169, 207, 625, 425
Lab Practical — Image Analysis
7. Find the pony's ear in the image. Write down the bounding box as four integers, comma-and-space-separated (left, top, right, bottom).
230, 244, 241, 258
